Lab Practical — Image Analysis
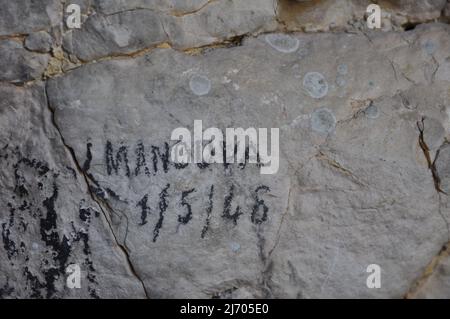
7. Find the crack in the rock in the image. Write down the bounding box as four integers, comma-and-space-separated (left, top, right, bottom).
417, 117, 447, 195
404, 241, 450, 298
43, 84, 150, 299
404, 119, 450, 298
267, 179, 292, 260
171, 0, 217, 17
316, 151, 368, 188
102, 0, 217, 18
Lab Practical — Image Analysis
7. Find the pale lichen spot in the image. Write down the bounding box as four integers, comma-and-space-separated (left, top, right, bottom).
265, 34, 300, 53
303, 72, 328, 99
337, 64, 348, 75
423, 40, 437, 55
230, 242, 241, 252
336, 75, 347, 87
364, 103, 379, 119
311, 108, 336, 134
189, 74, 211, 96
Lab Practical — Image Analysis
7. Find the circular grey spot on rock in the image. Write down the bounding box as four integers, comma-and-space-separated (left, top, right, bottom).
230, 242, 241, 252
337, 64, 348, 75
364, 103, 379, 119
298, 46, 309, 58
189, 75, 211, 96
265, 34, 300, 53
311, 108, 336, 134
336, 75, 347, 87
303, 72, 328, 99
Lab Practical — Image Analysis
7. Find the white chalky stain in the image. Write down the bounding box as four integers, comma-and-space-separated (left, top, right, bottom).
111, 27, 132, 47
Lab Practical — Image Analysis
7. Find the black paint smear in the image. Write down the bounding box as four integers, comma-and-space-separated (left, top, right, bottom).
90, 185, 106, 199
82, 142, 93, 172
0, 281, 14, 298
1, 208, 18, 260
40, 183, 72, 272
238, 147, 250, 170
172, 140, 189, 170
79, 207, 91, 223
222, 184, 243, 225
17, 157, 50, 176
222, 141, 231, 172
135, 141, 150, 176
18, 200, 29, 211
106, 188, 126, 203
106, 141, 130, 177
13, 168, 28, 197
151, 143, 170, 174
153, 184, 170, 242
174, 162, 189, 169
251, 186, 270, 224
89, 287, 100, 299
197, 162, 210, 169
137, 194, 151, 226
201, 185, 214, 239
23, 267, 44, 299
2, 223, 18, 260
178, 188, 195, 225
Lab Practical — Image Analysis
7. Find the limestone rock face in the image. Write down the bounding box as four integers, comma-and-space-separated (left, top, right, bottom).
0, 83, 146, 298
1, 0, 450, 299
0, 40, 49, 83
0, 0, 61, 36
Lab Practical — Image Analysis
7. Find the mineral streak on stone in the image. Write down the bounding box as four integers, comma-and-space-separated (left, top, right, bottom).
2, 0, 450, 299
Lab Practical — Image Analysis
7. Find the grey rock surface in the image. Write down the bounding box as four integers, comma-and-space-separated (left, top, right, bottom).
25, 31, 53, 53
0, 83, 146, 298
0, 39, 49, 83
1, 0, 450, 299
0, 0, 61, 36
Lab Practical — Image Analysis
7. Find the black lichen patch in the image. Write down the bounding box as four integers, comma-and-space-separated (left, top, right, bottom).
1, 147, 100, 298
0, 280, 14, 298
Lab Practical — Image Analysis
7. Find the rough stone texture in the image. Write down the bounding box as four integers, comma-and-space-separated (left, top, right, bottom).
412, 242, 450, 298
1, 0, 450, 299
278, 0, 449, 32
25, 31, 53, 53
0, 40, 49, 83
0, 0, 61, 36
93, 0, 211, 15
0, 83, 146, 298
63, 10, 169, 62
